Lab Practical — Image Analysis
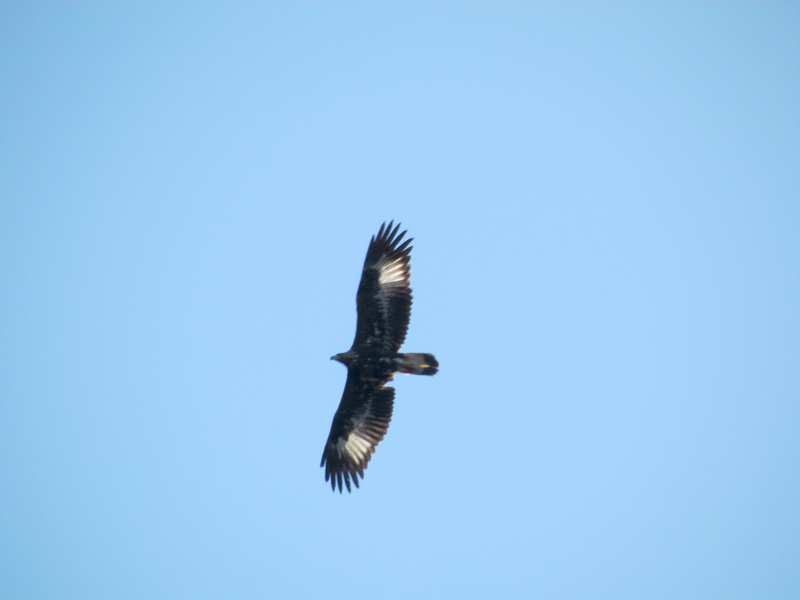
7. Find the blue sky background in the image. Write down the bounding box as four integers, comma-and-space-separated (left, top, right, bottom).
2, 3, 799, 599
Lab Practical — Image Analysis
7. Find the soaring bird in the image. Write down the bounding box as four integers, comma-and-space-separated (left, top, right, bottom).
321, 221, 438, 493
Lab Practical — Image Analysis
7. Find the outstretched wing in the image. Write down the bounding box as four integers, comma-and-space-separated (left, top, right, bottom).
353, 221, 413, 354
321, 373, 394, 493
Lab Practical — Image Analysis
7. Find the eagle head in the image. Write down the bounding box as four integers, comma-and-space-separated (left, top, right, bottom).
331, 351, 354, 366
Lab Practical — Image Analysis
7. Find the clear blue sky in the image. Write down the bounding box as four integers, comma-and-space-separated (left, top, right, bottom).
2, 3, 798, 599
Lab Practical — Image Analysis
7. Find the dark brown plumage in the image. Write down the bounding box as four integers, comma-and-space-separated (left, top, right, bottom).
321, 221, 438, 493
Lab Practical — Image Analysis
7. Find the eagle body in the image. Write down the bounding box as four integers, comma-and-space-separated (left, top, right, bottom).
321, 221, 438, 493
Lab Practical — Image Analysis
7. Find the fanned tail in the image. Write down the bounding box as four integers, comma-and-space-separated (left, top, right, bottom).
395, 353, 439, 376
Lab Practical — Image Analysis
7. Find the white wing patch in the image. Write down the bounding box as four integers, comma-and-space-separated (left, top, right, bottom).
371, 255, 409, 325
336, 432, 372, 463
331, 409, 379, 467
377, 256, 408, 286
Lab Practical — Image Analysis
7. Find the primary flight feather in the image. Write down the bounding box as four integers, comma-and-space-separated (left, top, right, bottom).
321, 221, 439, 493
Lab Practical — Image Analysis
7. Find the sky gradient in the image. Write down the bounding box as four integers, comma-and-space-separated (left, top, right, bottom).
2, 3, 799, 599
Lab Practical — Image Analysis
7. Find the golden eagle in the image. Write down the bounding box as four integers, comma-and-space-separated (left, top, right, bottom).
321, 221, 439, 493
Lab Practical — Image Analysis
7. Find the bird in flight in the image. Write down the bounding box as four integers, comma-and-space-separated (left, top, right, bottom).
321, 221, 438, 493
